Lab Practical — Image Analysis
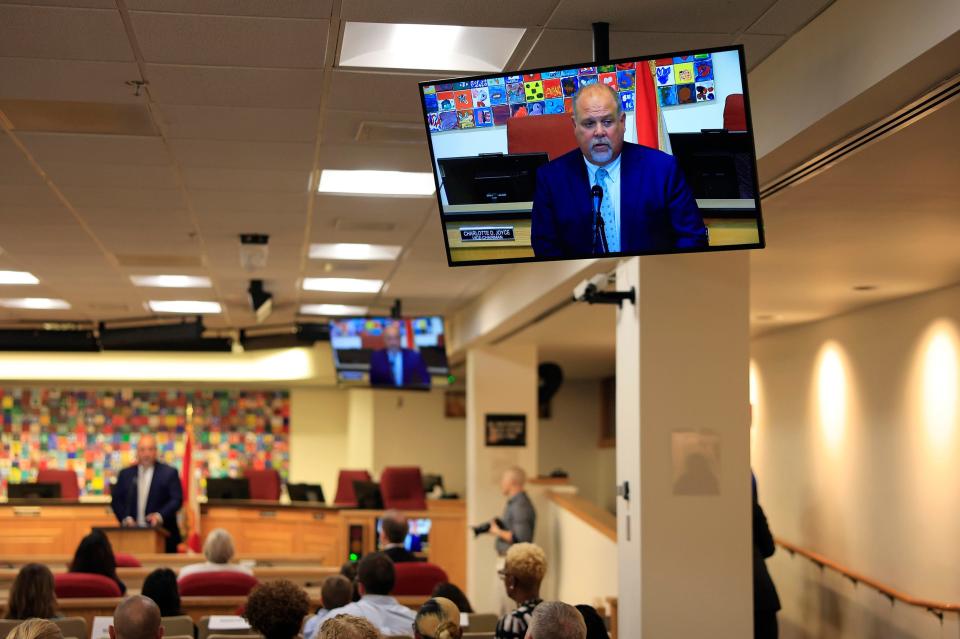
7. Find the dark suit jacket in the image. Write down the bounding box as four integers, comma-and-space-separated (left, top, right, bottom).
111, 462, 183, 552
753, 481, 781, 614
382, 545, 422, 564
530, 142, 707, 257
369, 348, 431, 388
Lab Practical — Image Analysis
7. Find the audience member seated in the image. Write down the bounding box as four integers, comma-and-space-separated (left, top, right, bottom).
413, 597, 461, 639
430, 583, 473, 614
70, 530, 126, 595
303, 575, 355, 638
141, 569, 183, 617
109, 596, 163, 639
494, 543, 547, 639
379, 512, 420, 564
340, 562, 361, 603
244, 580, 310, 639
317, 615, 382, 639
5, 563, 59, 620
526, 602, 586, 639
7, 619, 63, 639
306, 552, 415, 638
178, 529, 253, 579
573, 605, 606, 639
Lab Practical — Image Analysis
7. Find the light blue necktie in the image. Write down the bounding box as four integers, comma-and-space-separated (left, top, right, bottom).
390, 351, 403, 386
595, 168, 619, 252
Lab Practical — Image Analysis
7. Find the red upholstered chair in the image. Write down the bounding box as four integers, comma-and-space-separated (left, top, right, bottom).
178, 571, 258, 596
114, 552, 142, 568
392, 562, 448, 596
244, 469, 281, 501
54, 573, 122, 598
334, 470, 372, 507
36, 469, 80, 500
379, 466, 426, 510
507, 113, 578, 161
723, 93, 747, 131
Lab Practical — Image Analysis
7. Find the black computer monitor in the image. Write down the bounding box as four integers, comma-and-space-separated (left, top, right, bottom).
352, 481, 384, 510
422, 474, 444, 494
668, 131, 756, 201
438, 153, 549, 205
288, 483, 325, 504
206, 477, 250, 500
7, 482, 61, 500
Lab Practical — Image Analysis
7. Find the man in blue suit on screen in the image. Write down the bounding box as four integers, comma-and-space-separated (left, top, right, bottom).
369, 323, 431, 388
531, 83, 707, 258
111, 434, 183, 553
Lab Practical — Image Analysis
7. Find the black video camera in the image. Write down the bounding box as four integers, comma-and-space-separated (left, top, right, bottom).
471, 517, 505, 538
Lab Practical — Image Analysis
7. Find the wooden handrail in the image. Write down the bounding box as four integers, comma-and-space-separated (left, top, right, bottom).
546, 492, 616, 542
776, 537, 960, 619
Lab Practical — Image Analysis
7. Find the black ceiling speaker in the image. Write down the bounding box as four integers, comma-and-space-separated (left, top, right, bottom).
539, 362, 564, 406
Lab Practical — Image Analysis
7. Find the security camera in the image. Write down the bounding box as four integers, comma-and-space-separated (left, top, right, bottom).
239, 234, 269, 272
573, 273, 611, 302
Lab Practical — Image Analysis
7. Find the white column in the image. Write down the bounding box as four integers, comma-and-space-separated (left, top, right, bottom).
616, 252, 751, 637
466, 344, 539, 614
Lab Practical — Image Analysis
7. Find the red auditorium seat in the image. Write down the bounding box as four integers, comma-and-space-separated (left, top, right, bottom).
54, 573, 122, 598
244, 469, 281, 501
379, 466, 426, 510
392, 562, 448, 596
507, 113, 578, 161
333, 470, 372, 507
178, 571, 258, 596
36, 469, 80, 500
114, 552, 142, 568
723, 93, 747, 131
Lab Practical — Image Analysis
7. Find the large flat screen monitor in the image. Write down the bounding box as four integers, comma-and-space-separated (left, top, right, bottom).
418, 45, 764, 266
330, 316, 448, 389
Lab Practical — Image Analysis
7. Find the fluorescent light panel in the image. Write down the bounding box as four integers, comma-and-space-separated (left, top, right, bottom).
309, 243, 402, 261
300, 304, 369, 316
131, 275, 212, 288
0, 298, 70, 310
318, 170, 435, 196
302, 277, 383, 293
148, 300, 222, 314
0, 270, 39, 285
341, 22, 525, 72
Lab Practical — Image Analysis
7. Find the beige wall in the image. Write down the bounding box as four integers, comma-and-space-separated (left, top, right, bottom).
289, 387, 349, 498
539, 379, 616, 513
752, 283, 960, 638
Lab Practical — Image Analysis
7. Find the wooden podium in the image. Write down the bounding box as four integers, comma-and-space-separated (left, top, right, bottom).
95, 526, 169, 554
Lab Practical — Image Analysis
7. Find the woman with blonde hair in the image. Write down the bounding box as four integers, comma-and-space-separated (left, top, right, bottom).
317, 614, 383, 639
494, 543, 547, 639
6, 619, 63, 639
178, 528, 253, 579
414, 597, 461, 639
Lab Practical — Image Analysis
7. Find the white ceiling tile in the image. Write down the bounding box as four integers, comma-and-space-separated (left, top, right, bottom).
131, 12, 328, 68
1, 0, 117, 7
548, 0, 776, 34
748, 0, 835, 35
188, 189, 307, 214
146, 64, 324, 108
181, 167, 310, 192
77, 207, 194, 229
168, 139, 314, 170
735, 33, 787, 69
0, 206, 74, 228
16, 132, 170, 166
0, 137, 44, 186
0, 5, 134, 61
327, 71, 437, 116
193, 207, 306, 234
42, 162, 180, 188
124, 0, 332, 18
59, 186, 186, 210
157, 105, 318, 142
0, 59, 143, 103
0, 185, 65, 208
316, 143, 432, 173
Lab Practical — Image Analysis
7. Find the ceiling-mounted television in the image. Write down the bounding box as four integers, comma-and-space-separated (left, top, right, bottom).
418, 45, 764, 266
329, 316, 448, 390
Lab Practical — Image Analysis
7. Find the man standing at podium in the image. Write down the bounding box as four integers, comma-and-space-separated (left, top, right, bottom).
111, 434, 183, 553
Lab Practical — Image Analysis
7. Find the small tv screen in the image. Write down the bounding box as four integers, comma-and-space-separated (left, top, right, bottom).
330, 316, 448, 389
206, 477, 250, 501
8, 482, 61, 500
418, 45, 764, 266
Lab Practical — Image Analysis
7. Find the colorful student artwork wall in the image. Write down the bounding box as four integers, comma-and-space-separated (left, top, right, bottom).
0, 389, 290, 497
653, 54, 716, 107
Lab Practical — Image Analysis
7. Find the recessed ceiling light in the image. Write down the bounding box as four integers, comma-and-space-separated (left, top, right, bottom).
340, 22, 525, 72
309, 243, 402, 261
0, 270, 39, 285
147, 300, 222, 314
300, 304, 369, 316
130, 275, 212, 288
0, 298, 70, 310
852, 285, 877, 291
318, 170, 435, 196
302, 277, 384, 293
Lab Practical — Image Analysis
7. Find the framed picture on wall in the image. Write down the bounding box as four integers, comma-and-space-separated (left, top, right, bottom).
445, 390, 466, 417
485, 413, 527, 447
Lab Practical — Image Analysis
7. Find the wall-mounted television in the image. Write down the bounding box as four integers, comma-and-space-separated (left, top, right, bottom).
418, 45, 764, 266
329, 316, 448, 389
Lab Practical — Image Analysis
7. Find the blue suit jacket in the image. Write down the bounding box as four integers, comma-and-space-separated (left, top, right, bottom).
530, 142, 707, 257
111, 462, 183, 551
369, 348, 431, 388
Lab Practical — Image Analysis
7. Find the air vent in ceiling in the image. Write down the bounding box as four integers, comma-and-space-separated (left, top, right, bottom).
115, 254, 205, 268
355, 120, 425, 144
0, 100, 158, 136
333, 218, 397, 232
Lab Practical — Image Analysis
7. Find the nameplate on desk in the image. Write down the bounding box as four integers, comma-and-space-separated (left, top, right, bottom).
460, 226, 515, 242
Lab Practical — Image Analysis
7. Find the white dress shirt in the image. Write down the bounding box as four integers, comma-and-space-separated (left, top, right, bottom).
137, 464, 154, 526
307, 595, 416, 638
583, 153, 623, 249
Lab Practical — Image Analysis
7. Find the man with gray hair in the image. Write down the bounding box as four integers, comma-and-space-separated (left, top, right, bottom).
109, 595, 163, 639
525, 601, 586, 639
530, 81, 706, 258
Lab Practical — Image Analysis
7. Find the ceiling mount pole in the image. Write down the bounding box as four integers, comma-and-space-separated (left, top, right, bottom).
592, 22, 610, 64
